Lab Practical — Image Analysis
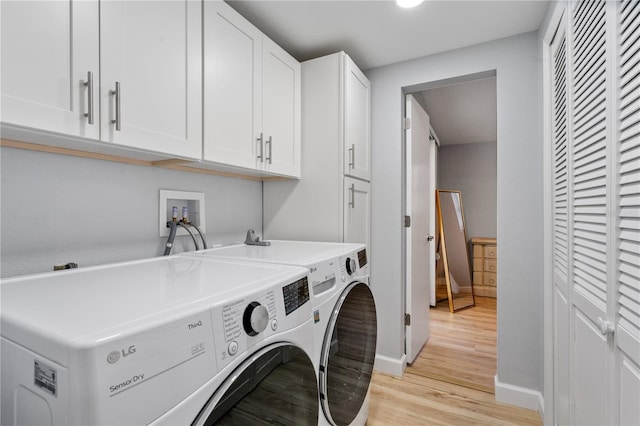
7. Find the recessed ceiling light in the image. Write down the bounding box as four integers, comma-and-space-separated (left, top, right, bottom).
396, 0, 424, 8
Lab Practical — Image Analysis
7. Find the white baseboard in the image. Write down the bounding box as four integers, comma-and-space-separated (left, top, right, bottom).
374, 353, 406, 377
494, 375, 544, 419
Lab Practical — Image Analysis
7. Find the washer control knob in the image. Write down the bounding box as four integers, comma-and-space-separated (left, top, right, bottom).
243, 301, 269, 336
345, 257, 356, 275
271, 319, 278, 331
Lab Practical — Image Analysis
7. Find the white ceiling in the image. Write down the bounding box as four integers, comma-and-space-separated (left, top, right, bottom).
415, 77, 497, 145
226, 0, 549, 145
226, 0, 549, 70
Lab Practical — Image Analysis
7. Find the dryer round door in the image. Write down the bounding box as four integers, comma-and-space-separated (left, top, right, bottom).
193, 343, 318, 425
319, 281, 377, 426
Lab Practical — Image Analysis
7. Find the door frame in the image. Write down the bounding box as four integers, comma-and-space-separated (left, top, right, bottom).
401, 70, 497, 365
541, 3, 567, 424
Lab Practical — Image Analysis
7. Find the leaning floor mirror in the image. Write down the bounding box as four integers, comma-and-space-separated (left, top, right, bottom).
435, 190, 475, 312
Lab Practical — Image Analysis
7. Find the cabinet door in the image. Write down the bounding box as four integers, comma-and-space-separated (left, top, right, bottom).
203, 1, 261, 169
100, 1, 201, 159
344, 177, 370, 250
262, 37, 301, 178
1, 0, 99, 139
343, 56, 371, 181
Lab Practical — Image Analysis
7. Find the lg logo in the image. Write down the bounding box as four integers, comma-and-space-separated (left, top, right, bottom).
107, 346, 136, 364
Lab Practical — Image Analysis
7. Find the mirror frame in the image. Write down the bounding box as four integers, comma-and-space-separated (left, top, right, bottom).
435, 189, 475, 312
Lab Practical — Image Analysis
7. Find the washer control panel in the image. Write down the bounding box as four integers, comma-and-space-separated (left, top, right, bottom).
211, 276, 310, 370
339, 248, 369, 279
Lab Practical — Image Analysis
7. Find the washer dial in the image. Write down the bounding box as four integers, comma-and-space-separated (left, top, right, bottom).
243, 301, 269, 336
345, 257, 356, 275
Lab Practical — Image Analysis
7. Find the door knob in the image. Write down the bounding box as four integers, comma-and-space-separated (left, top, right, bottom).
427, 235, 434, 242
597, 317, 615, 336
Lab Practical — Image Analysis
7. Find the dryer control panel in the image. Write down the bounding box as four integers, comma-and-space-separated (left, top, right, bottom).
211, 277, 311, 370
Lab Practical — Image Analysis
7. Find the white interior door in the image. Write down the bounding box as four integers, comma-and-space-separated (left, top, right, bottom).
405, 94, 431, 364
428, 129, 438, 306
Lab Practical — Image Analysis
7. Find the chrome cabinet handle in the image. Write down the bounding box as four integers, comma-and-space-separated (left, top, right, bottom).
266, 136, 272, 164
349, 183, 355, 208
349, 144, 355, 169
110, 81, 121, 131
83, 71, 94, 125
257, 133, 264, 162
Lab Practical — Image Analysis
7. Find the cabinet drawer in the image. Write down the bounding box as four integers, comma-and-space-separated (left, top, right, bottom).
473, 271, 483, 285
483, 259, 497, 272
484, 245, 497, 258
484, 272, 497, 286
473, 258, 484, 271
473, 245, 483, 257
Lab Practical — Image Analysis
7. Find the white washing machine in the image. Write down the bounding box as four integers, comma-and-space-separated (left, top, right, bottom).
1, 255, 318, 425
180, 241, 377, 426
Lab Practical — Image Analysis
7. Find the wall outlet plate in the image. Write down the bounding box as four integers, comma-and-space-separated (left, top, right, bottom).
159, 190, 206, 237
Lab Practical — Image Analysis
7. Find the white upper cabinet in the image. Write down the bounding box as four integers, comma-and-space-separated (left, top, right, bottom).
262, 38, 301, 177
344, 56, 371, 181
1, 0, 100, 140
203, 1, 261, 170
100, 1, 202, 159
1, 0, 201, 160
203, 1, 300, 178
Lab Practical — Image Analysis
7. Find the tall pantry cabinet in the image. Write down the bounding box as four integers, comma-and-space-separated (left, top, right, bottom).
264, 52, 371, 249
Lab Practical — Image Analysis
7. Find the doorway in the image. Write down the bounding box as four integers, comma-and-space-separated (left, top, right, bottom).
403, 71, 498, 392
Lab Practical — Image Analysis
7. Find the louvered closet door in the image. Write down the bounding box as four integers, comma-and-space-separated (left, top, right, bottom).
570, 1, 613, 424
617, 1, 640, 424
549, 1, 640, 424
551, 21, 571, 426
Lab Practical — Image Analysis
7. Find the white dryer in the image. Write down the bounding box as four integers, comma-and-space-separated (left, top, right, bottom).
1, 255, 318, 425
180, 241, 377, 426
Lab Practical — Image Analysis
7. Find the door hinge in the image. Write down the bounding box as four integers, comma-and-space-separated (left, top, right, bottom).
404, 117, 411, 130
405, 313, 411, 326
404, 215, 411, 227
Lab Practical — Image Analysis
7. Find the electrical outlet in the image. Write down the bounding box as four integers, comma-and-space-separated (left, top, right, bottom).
159, 190, 206, 237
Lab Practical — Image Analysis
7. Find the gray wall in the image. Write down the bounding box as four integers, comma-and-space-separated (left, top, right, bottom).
438, 141, 497, 240
0, 147, 262, 278
366, 31, 543, 393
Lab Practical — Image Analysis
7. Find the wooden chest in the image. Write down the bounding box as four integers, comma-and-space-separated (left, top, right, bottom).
471, 237, 497, 298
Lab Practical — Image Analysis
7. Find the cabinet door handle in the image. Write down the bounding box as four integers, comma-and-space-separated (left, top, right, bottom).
349, 183, 355, 208
266, 136, 272, 164
110, 81, 121, 131
83, 71, 94, 125
349, 144, 355, 169
256, 133, 264, 162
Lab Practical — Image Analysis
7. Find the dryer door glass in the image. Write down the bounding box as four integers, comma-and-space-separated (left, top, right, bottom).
320, 282, 377, 426
193, 343, 318, 425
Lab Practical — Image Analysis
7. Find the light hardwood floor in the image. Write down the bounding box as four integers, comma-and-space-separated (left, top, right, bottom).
367, 297, 541, 425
